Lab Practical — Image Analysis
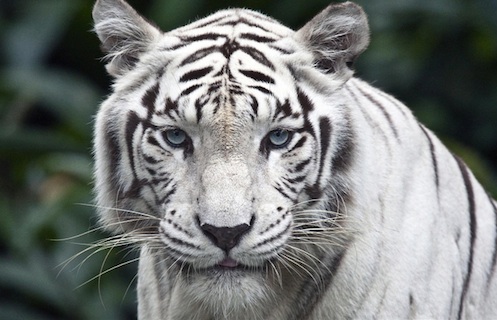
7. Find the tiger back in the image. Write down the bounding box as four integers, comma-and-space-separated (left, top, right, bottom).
92, 0, 497, 319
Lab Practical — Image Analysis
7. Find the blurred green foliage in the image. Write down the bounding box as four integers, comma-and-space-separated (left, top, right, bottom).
0, 0, 496, 319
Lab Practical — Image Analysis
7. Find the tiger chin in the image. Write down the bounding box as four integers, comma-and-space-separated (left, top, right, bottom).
92, 0, 497, 319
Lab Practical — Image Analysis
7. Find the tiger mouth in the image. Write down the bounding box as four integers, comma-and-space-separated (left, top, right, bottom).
211, 258, 265, 272
217, 257, 240, 268
180, 257, 268, 275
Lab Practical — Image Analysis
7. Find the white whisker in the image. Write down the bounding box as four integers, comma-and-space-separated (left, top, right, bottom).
75, 257, 141, 290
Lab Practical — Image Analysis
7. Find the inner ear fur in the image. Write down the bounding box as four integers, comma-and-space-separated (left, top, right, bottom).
93, 0, 162, 77
295, 2, 370, 75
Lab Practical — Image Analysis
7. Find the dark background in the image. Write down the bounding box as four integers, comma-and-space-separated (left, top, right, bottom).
1, 0, 496, 319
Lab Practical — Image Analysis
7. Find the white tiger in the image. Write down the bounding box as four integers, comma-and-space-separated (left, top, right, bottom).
92, 0, 497, 319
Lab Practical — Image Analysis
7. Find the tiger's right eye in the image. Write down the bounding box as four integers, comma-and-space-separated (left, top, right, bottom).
267, 129, 292, 148
164, 129, 187, 147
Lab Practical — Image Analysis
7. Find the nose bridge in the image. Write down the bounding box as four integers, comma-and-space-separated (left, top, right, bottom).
199, 158, 253, 227
203, 157, 250, 186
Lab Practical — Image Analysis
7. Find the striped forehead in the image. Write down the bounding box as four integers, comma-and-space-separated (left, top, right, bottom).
138, 9, 301, 125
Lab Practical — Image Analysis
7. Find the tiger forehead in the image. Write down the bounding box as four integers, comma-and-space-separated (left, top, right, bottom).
161, 8, 296, 86
142, 16, 301, 126
151, 77, 298, 128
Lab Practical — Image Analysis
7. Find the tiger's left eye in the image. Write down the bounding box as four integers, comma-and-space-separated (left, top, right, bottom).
268, 129, 292, 148
164, 129, 187, 147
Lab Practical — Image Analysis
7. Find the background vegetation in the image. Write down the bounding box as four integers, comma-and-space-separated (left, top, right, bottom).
1, 0, 496, 319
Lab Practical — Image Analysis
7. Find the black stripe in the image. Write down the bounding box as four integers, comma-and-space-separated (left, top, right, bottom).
274, 184, 294, 201
179, 33, 223, 43
239, 33, 277, 43
269, 44, 293, 54
146, 134, 161, 148
125, 111, 142, 180
330, 122, 354, 173
195, 99, 204, 123
179, 67, 213, 82
216, 19, 237, 27
103, 123, 121, 187
143, 153, 160, 165
249, 94, 258, 117
281, 178, 298, 194
297, 88, 314, 113
293, 158, 311, 173
211, 96, 221, 115
345, 85, 390, 147
180, 46, 217, 66
419, 125, 440, 190
142, 82, 160, 118
238, 17, 272, 33
158, 186, 177, 204
207, 81, 222, 94
286, 175, 306, 184
145, 168, 156, 177
287, 136, 308, 154
252, 223, 291, 249
181, 84, 202, 96
120, 67, 165, 95
319, 117, 331, 170
303, 118, 331, 201
151, 176, 172, 187
249, 85, 271, 94
272, 99, 293, 122
376, 90, 410, 119
122, 112, 148, 200
239, 69, 275, 84
355, 84, 400, 140
164, 98, 178, 118
161, 42, 187, 51
220, 17, 272, 34
154, 180, 174, 198
292, 249, 347, 320
317, 117, 332, 184
162, 230, 199, 249
453, 155, 476, 320
240, 46, 275, 70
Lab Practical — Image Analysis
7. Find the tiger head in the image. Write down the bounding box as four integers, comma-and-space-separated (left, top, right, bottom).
93, 0, 369, 312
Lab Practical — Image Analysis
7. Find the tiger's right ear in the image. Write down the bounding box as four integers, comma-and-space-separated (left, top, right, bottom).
93, 0, 161, 77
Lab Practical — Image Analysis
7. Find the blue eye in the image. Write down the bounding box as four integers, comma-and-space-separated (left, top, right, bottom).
164, 129, 187, 147
268, 129, 291, 148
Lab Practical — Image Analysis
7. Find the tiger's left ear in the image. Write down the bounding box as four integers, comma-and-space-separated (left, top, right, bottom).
295, 2, 369, 76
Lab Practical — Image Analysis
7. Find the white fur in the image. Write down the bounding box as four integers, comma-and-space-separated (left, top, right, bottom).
92, 1, 497, 319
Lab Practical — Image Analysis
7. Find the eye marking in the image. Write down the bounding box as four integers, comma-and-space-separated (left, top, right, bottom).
163, 128, 188, 147
267, 129, 292, 149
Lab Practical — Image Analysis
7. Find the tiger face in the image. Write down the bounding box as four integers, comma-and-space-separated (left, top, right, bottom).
135, 47, 316, 268
93, 0, 369, 316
